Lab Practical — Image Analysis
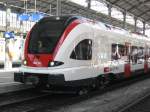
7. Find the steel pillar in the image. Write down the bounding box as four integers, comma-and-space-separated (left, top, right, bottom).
123, 11, 126, 29
56, 0, 61, 16
87, 0, 91, 9
107, 4, 112, 24
134, 17, 137, 32
143, 21, 146, 35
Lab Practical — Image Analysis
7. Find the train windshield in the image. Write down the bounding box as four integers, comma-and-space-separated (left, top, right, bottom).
28, 20, 65, 54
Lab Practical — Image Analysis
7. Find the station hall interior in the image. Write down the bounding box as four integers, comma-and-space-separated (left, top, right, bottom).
0, 0, 148, 68
0, 0, 150, 112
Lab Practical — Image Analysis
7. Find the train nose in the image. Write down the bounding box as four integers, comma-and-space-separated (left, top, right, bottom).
25, 76, 39, 85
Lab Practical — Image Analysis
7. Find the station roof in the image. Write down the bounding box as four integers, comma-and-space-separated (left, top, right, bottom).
0, 0, 150, 31
105, 0, 150, 24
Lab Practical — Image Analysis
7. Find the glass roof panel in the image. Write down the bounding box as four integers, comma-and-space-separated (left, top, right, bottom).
91, 1, 108, 15
137, 19, 143, 28
126, 14, 134, 25
69, 0, 87, 7
111, 7, 123, 21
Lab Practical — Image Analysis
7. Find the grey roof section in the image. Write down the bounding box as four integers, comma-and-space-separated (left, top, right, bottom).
0, 0, 149, 31
105, 0, 150, 24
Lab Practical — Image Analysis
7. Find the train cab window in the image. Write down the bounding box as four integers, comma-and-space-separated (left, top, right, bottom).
70, 39, 92, 60
28, 19, 66, 54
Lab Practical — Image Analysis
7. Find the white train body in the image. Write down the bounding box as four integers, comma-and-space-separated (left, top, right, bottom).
14, 16, 150, 87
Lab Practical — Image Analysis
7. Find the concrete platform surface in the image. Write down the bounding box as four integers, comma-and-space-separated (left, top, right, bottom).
0, 69, 19, 83
0, 68, 19, 73
0, 69, 33, 94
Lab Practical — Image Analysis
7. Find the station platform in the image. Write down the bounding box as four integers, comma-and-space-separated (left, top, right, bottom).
0, 68, 33, 94
0, 68, 19, 83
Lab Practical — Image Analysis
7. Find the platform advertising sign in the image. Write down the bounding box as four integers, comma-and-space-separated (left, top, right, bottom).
12, 37, 24, 62
1, 37, 24, 63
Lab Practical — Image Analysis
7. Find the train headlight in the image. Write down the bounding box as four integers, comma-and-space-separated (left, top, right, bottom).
48, 61, 64, 67
22, 59, 27, 65
50, 62, 55, 66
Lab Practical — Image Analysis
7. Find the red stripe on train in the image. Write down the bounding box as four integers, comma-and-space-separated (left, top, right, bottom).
124, 63, 131, 78
53, 19, 81, 58
144, 62, 148, 73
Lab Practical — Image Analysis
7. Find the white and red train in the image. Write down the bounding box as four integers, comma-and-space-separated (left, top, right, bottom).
14, 15, 150, 89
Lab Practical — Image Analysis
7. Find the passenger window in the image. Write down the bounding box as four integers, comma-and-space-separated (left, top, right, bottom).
131, 46, 138, 63
111, 43, 128, 61
137, 47, 144, 59
111, 44, 121, 60
70, 39, 92, 60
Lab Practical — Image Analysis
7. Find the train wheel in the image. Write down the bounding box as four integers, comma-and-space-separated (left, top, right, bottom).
77, 88, 88, 95
91, 83, 96, 90
33, 84, 47, 93
96, 76, 109, 90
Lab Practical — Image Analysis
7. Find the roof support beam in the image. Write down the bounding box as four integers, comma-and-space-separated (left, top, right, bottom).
134, 17, 137, 32
49, 4, 52, 15
56, 0, 61, 16
87, 0, 91, 9
143, 21, 146, 35
108, 0, 122, 5
107, 3, 112, 24
122, 11, 127, 29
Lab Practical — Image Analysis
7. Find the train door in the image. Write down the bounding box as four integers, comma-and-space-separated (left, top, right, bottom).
124, 42, 131, 77
130, 46, 144, 75
111, 43, 126, 75
97, 35, 111, 74
147, 47, 150, 72
144, 44, 149, 73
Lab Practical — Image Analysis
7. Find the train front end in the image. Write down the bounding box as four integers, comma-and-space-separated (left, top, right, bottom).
14, 16, 81, 87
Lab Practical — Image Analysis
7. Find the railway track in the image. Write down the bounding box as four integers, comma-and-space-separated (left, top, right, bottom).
117, 92, 150, 112
0, 74, 149, 112
0, 93, 49, 108
0, 89, 52, 110
0, 92, 76, 112
29, 75, 150, 112
115, 75, 150, 112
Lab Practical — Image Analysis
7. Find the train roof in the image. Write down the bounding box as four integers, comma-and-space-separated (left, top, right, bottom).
38, 15, 81, 23
91, 19, 150, 41
38, 15, 149, 41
